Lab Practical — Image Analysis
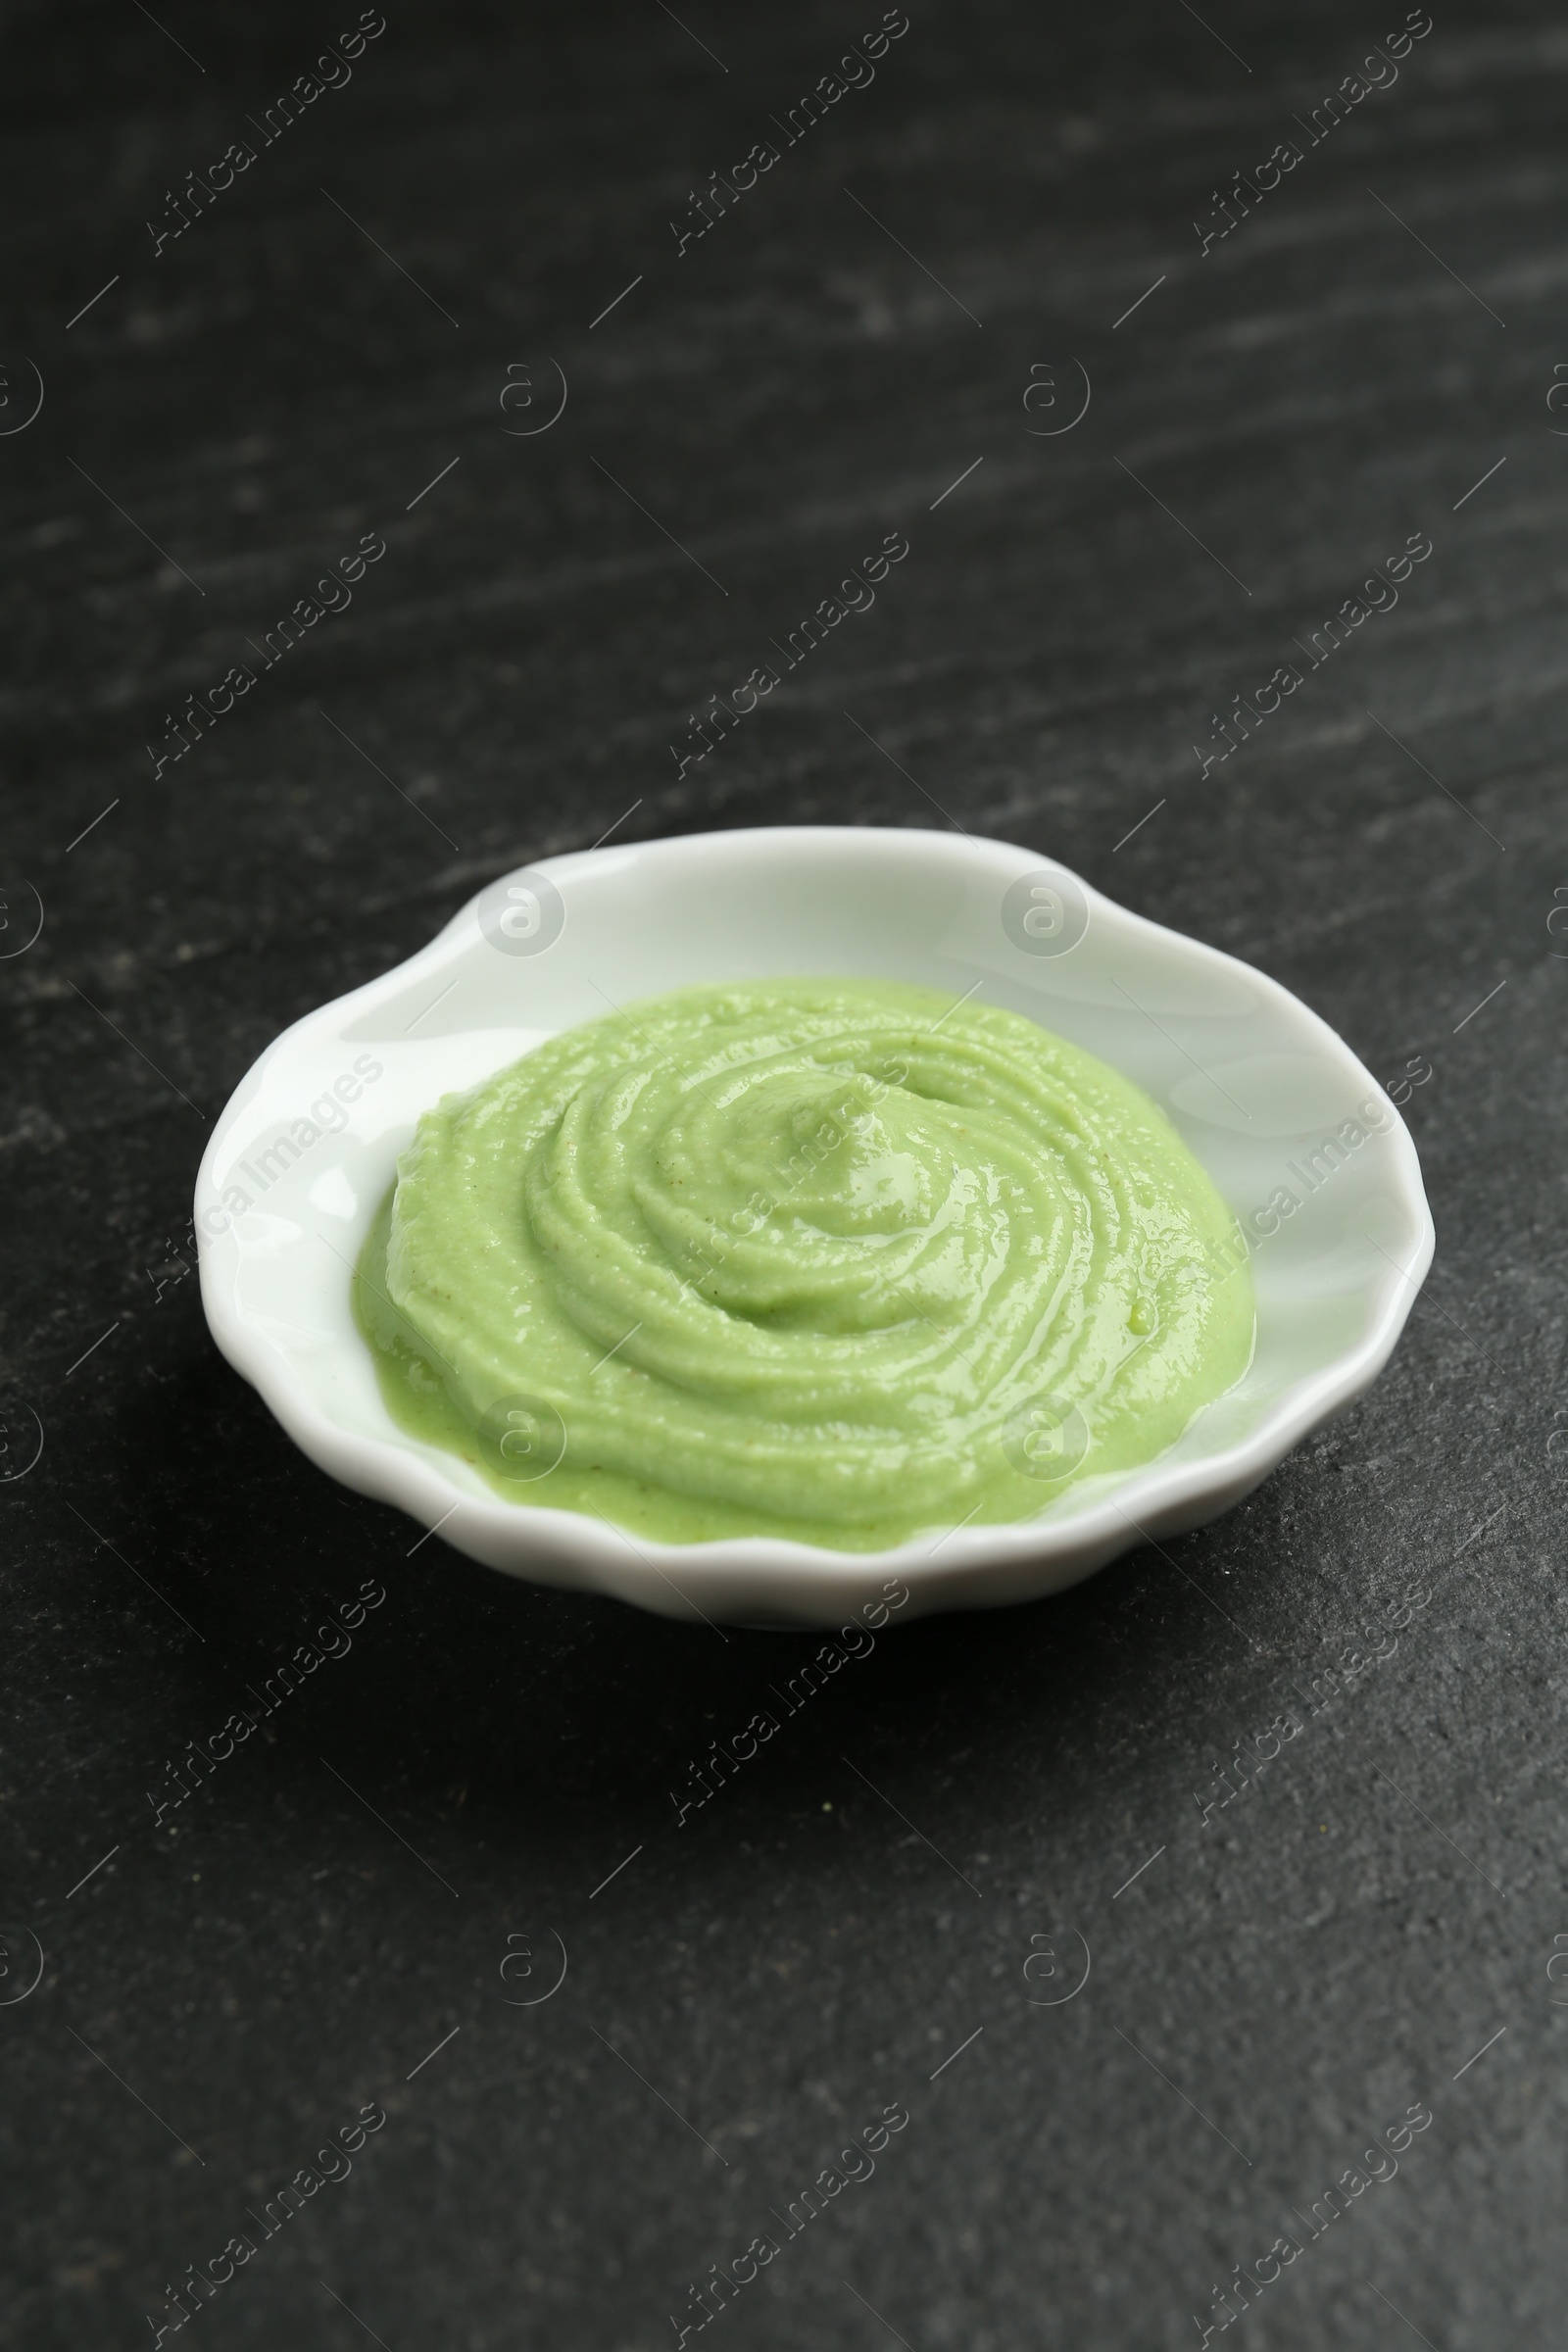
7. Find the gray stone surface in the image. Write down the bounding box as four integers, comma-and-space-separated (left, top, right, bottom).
1, 2, 1563, 2345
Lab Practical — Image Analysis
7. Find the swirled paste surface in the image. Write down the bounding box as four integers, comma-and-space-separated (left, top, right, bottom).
355, 979, 1252, 1549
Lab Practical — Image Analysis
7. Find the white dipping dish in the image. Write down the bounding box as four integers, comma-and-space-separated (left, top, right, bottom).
196, 826, 1432, 1627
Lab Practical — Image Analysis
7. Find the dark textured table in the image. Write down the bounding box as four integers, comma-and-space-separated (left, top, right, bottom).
4, 3, 1564, 2345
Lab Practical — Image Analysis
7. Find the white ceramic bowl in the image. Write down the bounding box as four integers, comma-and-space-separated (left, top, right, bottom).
196, 826, 1433, 1627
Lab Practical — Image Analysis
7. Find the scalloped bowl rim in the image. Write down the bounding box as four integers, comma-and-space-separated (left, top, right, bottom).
196, 826, 1434, 1626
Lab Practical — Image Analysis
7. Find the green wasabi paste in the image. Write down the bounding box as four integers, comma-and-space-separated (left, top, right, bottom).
354, 979, 1252, 1549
